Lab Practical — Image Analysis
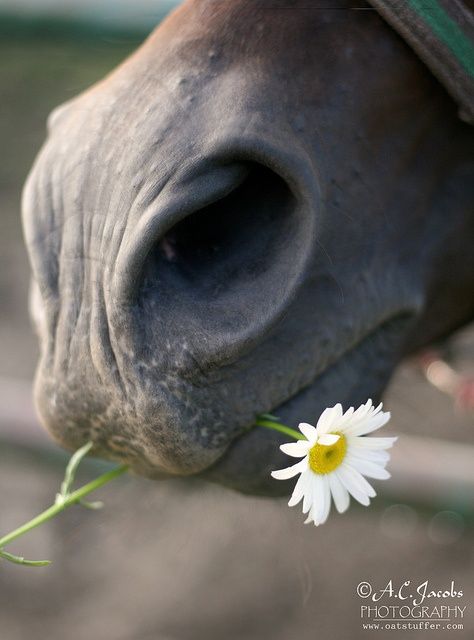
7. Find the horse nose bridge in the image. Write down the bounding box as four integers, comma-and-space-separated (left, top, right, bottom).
109, 155, 318, 366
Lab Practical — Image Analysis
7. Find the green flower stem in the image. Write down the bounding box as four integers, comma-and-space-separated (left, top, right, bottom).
254, 417, 304, 441
0, 416, 299, 568
0, 464, 128, 563
0, 549, 51, 567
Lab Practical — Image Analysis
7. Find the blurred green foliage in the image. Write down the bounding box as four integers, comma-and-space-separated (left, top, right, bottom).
0, 28, 141, 187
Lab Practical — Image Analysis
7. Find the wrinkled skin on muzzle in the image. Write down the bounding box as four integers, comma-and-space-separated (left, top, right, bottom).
22, 0, 474, 494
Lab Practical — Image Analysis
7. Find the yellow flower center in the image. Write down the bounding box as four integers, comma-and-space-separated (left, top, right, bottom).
308, 433, 347, 474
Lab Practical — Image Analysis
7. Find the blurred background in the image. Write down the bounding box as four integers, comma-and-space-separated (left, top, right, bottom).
0, 2, 473, 639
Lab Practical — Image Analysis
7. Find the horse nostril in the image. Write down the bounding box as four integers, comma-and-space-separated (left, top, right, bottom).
148, 164, 296, 294
114, 158, 317, 366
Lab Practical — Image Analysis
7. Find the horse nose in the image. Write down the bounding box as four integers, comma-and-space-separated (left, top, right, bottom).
30, 149, 319, 477
112, 158, 317, 368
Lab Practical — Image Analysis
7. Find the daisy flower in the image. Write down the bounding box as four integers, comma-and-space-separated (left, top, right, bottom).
271, 400, 396, 526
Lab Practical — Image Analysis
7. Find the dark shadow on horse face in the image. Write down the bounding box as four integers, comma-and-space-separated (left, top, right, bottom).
22, 0, 474, 494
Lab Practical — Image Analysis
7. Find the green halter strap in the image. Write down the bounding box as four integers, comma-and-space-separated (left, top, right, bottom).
371, 0, 474, 124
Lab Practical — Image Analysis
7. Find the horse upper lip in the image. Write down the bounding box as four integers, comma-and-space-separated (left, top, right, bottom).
233, 312, 413, 440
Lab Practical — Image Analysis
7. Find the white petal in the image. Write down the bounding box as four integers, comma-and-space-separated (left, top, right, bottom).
338, 400, 373, 434
314, 475, 331, 526
337, 465, 375, 506
302, 474, 315, 514
317, 433, 340, 446
344, 410, 391, 437
316, 404, 343, 434
271, 458, 308, 480
303, 481, 320, 523
341, 400, 390, 435
354, 399, 373, 419
337, 406, 355, 428
345, 455, 391, 480
343, 486, 370, 507
342, 464, 377, 497
298, 422, 317, 441
310, 474, 326, 522
288, 470, 311, 507
304, 510, 317, 525
315, 408, 334, 434
329, 472, 350, 513
280, 440, 311, 458
348, 435, 397, 450
348, 447, 390, 465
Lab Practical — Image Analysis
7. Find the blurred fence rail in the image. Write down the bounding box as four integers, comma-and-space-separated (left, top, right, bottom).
0, 0, 180, 31
0, 0, 182, 42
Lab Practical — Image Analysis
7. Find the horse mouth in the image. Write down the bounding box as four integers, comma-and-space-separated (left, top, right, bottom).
110, 312, 412, 486
202, 312, 413, 494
